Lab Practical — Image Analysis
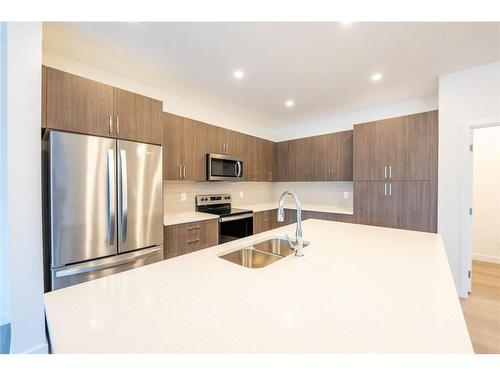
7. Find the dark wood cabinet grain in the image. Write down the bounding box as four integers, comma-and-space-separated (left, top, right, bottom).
276, 130, 353, 182
164, 219, 218, 259
45, 67, 163, 144
353, 120, 388, 181
163, 113, 207, 181
46, 67, 114, 137
353, 110, 438, 233
113, 88, 162, 145
41, 65, 47, 128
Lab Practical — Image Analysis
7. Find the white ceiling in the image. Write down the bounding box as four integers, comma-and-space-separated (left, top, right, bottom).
43, 22, 500, 128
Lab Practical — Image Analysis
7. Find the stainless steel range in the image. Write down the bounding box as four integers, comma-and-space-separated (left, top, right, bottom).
195, 194, 253, 243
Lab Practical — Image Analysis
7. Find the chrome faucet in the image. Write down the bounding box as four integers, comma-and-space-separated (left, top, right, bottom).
277, 191, 304, 257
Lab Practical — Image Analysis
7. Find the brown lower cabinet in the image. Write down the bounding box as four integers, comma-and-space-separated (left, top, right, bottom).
253, 209, 280, 234
254, 208, 354, 234
354, 181, 430, 232
164, 219, 219, 259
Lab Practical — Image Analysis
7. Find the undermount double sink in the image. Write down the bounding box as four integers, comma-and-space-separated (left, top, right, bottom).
219, 237, 310, 268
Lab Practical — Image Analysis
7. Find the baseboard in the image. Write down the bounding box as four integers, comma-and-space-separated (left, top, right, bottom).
472, 254, 500, 264
22, 343, 48, 354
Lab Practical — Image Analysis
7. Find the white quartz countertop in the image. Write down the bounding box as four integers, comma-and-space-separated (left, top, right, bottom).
164, 203, 353, 226
164, 211, 219, 226
44, 220, 472, 353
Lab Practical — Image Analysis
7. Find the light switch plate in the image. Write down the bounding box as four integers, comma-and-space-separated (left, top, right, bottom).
181, 192, 187, 202
344, 192, 349, 199
239, 191, 244, 198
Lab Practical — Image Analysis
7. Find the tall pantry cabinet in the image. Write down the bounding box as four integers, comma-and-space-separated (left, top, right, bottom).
353, 111, 438, 232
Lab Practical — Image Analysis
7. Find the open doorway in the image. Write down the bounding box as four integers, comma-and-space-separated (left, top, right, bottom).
460, 124, 500, 354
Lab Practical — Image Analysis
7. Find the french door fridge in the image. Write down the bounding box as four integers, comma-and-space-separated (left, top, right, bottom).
45, 131, 163, 290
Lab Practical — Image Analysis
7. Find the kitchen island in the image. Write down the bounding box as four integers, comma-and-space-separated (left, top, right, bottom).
44, 219, 473, 353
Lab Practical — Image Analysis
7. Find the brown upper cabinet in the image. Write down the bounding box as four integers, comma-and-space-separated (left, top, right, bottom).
113, 88, 162, 145
163, 113, 206, 181
353, 111, 437, 181
276, 130, 353, 181
41, 65, 47, 128
44, 66, 162, 145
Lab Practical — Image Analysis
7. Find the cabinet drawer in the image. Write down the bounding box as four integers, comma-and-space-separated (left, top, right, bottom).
164, 219, 218, 259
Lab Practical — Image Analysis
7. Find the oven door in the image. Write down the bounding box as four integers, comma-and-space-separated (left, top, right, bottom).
219, 213, 253, 243
207, 153, 243, 181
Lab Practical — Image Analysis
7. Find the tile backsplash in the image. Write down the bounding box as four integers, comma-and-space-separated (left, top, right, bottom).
163, 181, 353, 213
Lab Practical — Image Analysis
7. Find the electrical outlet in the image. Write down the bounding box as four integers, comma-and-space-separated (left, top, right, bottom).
343, 192, 349, 199
181, 192, 187, 202
239, 191, 244, 198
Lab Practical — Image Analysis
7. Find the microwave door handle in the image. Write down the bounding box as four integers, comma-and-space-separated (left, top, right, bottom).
237, 161, 242, 178
234, 161, 238, 177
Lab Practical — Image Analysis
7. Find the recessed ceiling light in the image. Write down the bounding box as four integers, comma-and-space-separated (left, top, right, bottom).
285, 100, 294, 107
233, 70, 244, 79
371, 73, 383, 81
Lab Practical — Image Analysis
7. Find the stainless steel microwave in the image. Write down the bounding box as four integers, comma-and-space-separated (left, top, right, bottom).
206, 153, 244, 181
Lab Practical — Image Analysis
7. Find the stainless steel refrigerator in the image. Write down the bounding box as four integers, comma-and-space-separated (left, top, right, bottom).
43, 131, 163, 290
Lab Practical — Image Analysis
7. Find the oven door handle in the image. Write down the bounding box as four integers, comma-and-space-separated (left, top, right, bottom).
219, 213, 253, 223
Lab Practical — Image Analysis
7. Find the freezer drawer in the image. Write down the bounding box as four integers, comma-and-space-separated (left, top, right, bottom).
51, 246, 163, 290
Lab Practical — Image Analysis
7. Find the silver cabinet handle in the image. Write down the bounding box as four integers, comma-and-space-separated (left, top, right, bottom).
389, 182, 392, 196
179, 165, 182, 179
120, 149, 128, 243
384, 166, 387, 179
109, 114, 113, 134
389, 166, 392, 179
106, 149, 116, 245
116, 116, 120, 135
384, 182, 388, 196
183, 165, 186, 179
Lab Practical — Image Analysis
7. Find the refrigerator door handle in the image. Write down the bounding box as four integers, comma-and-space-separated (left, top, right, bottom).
120, 149, 128, 243
106, 149, 116, 245
54, 246, 162, 278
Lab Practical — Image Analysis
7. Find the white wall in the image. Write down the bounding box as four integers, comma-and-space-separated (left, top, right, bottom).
438, 61, 500, 297
7, 23, 47, 354
42, 50, 275, 140
272, 96, 438, 141
472, 126, 500, 264
0, 22, 9, 329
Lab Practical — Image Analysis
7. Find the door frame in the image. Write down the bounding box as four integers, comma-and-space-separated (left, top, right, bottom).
461, 120, 500, 295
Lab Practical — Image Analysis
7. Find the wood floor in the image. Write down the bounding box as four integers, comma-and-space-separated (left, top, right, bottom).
460, 260, 500, 354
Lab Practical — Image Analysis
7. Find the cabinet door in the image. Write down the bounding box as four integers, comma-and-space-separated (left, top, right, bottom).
329, 130, 353, 181
113, 88, 162, 145
353, 120, 388, 181
387, 112, 433, 181
41, 65, 47, 128
276, 141, 290, 181
244, 136, 260, 181
253, 211, 266, 234
264, 140, 276, 181
184, 120, 207, 181
163, 113, 185, 180
354, 181, 388, 227
46, 67, 114, 136
386, 181, 430, 232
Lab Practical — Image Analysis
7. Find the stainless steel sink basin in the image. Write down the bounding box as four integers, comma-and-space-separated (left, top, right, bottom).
219, 247, 282, 268
252, 237, 310, 257
218, 237, 311, 268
